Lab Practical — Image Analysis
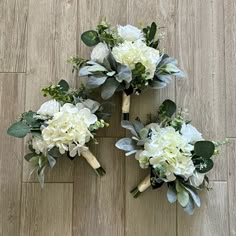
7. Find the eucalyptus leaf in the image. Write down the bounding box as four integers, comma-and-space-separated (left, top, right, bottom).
87, 75, 107, 88
58, 80, 69, 91
149, 22, 157, 41
22, 111, 39, 127
195, 158, 214, 173
81, 30, 100, 47
194, 141, 215, 158
101, 78, 120, 99
167, 185, 177, 203
7, 121, 31, 138
115, 138, 137, 152
161, 99, 177, 117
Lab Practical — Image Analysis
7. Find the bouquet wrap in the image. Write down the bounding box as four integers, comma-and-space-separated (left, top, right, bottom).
116, 99, 227, 214
69, 19, 184, 121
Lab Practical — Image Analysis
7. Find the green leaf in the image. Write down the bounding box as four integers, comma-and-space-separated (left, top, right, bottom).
149, 22, 157, 41
177, 189, 190, 207
132, 62, 146, 76
194, 141, 215, 158
7, 121, 31, 138
167, 185, 177, 203
58, 80, 69, 91
29, 156, 40, 165
24, 153, 37, 162
115, 138, 136, 152
161, 99, 176, 117
81, 30, 100, 47
195, 158, 214, 173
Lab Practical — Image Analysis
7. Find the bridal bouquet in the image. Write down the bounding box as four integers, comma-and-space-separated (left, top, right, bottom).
116, 100, 226, 214
69, 19, 184, 120
7, 80, 109, 186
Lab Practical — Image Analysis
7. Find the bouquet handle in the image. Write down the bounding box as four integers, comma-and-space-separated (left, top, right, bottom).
130, 174, 151, 198
81, 149, 106, 176
122, 92, 131, 120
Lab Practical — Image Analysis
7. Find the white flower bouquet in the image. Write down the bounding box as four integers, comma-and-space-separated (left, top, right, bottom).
115, 100, 226, 214
69, 19, 184, 120
7, 80, 109, 186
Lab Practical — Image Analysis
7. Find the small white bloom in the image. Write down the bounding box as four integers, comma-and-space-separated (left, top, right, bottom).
37, 99, 61, 118
32, 136, 47, 155
189, 171, 205, 187
112, 40, 160, 80
60, 103, 79, 114
181, 123, 203, 144
117, 24, 145, 42
91, 42, 110, 63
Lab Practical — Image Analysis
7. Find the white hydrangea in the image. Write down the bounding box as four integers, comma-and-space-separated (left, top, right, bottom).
137, 126, 195, 181
117, 24, 145, 42
91, 42, 110, 63
181, 123, 203, 144
37, 99, 61, 118
41, 103, 97, 156
112, 40, 160, 80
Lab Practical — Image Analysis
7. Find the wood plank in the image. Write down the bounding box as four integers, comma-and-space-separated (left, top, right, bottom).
227, 139, 236, 235
20, 183, 73, 236
73, 138, 125, 236
76, 0, 128, 138
177, 182, 229, 236
0, 74, 25, 235
0, 0, 28, 72
176, 0, 226, 180
126, 1, 177, 236
23, 0, 77, 182
225, 0, 236, 137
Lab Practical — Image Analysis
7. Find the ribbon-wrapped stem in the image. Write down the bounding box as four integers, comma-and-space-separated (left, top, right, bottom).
122, 92, 131, 121
130, 174, 151, 198
81, 149, 106, 176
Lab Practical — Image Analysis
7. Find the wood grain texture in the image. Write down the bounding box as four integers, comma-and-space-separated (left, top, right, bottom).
76, 0, 128, 138
227, 139, 236, 235
23, 0, 77, 182
73, 138, 125, 236
177, 182, 229, 236
126, 1, 177, 236
0, 0, 28, 72
0, 74, 25, 235
225, 0, 236, 137
176, 0, 226, 181
20, 183, 73, 236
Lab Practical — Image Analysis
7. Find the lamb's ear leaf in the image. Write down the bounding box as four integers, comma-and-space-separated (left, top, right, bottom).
161, 99, 176, 117
115, 138, 136, 152
121, 120, 138, 136
81, 30, 100, 47
101, 78, 120, 99
47, 154, 57, 168
194, 141, 215, 158
58, 80, 69, 91
7, 121, 31, 138
87, 75, 107, 88
167, 185, 177, 203
183, 197, 195, 215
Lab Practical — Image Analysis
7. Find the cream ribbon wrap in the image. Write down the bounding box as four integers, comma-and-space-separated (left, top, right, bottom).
137, 175, 151, 193
81, 149, 101, 170
122, 92, 131, 114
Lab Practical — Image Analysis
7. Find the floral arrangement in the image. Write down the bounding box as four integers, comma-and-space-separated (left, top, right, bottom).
69, 19, 184, 120
115, 100, 226, 214
7, 80, 109, 186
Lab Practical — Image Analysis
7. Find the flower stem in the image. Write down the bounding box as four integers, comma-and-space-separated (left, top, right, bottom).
130, 175, 151, 198
81, 149, 105, 177
122, 92, 130, 121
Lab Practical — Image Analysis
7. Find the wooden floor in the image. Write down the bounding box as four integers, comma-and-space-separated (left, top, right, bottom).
0, 0, 235, 235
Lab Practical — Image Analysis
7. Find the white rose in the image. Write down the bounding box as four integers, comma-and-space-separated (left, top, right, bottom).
181, 124, 203, 144
60, 103, 79, 114
117, 24, 145, 42
189, 171, 205, 187
37, 99, 61, 117
91, 43, 109, 63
